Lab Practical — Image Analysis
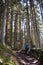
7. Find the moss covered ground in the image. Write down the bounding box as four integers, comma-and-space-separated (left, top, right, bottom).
0, 44, 16, 65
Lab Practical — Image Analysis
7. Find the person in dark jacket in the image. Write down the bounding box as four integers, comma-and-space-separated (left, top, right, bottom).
24, 43, 30, 54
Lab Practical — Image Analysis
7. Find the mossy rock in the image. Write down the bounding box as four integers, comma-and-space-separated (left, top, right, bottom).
39, 51, 43, 63
29, 48, 43, 59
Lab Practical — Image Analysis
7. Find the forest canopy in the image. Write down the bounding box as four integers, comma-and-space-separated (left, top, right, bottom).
0, 0, 43, 50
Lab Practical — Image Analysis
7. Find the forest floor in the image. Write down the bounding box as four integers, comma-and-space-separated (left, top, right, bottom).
15, 48, 43, 65
0, 44, 43, 65
0, 44, 19, 65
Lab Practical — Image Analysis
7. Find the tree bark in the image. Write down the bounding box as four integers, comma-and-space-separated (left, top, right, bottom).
14, 13, 18, 49
29, 0, 40, 48
25, 0, 33, 47
1, 0, 7, 45
10, 7, 13, 48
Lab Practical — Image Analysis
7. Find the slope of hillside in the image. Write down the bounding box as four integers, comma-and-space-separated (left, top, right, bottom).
0, 44, 17, 65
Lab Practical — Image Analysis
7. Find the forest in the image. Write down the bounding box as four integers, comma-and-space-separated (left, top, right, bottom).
0, 0, 43, 65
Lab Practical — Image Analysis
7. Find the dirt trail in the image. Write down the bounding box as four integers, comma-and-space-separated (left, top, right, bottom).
16, 52, 40, 65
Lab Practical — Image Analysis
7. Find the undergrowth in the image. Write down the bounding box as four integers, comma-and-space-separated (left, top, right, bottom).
0, 44, 16, 65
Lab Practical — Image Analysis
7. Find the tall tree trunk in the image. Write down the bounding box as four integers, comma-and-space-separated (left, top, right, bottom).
40, 0, 43, 23
0, 3, 2, 43
5, 0, 10, 46
26, 0, 32, 47
10, 7, 13, 48
29, 0, 40, 48
17, 13, 23, 50
29, 0, 36, 46
1, 0, 7, 45
19, 15, 23, 49
14, 13, 18, 50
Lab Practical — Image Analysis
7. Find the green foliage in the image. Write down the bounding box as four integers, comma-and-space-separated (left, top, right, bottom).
0, 0, 43, 51
39, 50, 43, 62
0, 44, 16, 65
29, 48, 43, 59
0, 62, 3, 65
0, 55, 9, 62
10, 0, 20, 6
0, 55, 16, 65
